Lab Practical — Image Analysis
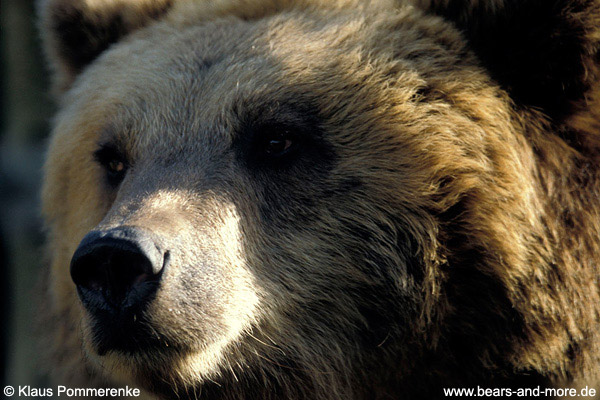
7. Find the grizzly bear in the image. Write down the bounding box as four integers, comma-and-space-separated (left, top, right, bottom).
37, 0, 600, 398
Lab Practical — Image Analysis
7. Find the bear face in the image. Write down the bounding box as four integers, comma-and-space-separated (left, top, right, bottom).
38, 0, 600, 398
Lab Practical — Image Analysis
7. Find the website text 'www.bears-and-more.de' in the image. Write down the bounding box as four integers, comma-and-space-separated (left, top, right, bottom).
443, 386, 597, 398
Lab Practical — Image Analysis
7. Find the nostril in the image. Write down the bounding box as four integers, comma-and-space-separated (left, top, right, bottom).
70, 227, 165, 312
70, 252, 108, 292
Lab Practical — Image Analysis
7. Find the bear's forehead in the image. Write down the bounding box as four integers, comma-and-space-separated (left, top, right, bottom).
59, 4, 474, 159
70, 5, 440, 106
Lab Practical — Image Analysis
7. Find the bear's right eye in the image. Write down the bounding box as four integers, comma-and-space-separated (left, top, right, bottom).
94, 144, 128, 187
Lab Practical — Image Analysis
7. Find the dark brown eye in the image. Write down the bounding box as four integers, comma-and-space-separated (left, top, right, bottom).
238, 119, 314, 171
264, 136, 293, 156
108, 159, 125, 173
259, 127, 297, 158
103, 158, 127, 186
94, 144, 128, 187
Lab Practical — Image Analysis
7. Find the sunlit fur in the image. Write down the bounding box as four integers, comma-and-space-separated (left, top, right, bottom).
38, 0, 600, 398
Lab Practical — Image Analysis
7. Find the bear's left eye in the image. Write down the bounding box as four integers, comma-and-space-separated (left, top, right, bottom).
236, 111, 330, 172
241, 124, 303, 169
261, 131, 295, 157
94, 144, 128, 187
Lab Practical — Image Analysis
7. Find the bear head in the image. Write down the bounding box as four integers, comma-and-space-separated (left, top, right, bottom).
38, 0, 600, 398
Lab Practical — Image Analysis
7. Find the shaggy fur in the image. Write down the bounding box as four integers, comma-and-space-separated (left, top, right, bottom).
38, 0, 600, 398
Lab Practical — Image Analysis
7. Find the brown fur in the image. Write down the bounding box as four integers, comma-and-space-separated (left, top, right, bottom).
38, 0, 600, 398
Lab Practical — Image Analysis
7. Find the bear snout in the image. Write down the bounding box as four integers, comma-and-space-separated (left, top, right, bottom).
70, 226, 167, 317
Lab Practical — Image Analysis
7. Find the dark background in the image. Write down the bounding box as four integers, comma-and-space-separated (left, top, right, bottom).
1, 0, 55, 393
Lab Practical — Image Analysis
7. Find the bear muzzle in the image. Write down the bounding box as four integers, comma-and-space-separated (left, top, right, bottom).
70, 226, 167, 322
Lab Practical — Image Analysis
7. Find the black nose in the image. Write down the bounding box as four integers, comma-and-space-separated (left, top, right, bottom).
70, 227, 166, 314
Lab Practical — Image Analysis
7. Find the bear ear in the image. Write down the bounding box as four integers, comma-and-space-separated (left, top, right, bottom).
414, 0, 600, 122
38, 0, 175, 95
